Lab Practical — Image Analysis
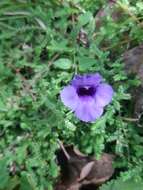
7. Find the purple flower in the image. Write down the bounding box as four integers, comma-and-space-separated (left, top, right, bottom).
60, 73, 114, 122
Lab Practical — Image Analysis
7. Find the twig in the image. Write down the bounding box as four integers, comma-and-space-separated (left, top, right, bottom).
48, 53, 60, 67
4, 11, 47, 30
58, 139, 70, 160
122, 117, 139, 122
101, 38, 131, 51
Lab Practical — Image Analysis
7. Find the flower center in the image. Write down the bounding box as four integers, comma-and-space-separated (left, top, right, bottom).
77, 86, 95, 97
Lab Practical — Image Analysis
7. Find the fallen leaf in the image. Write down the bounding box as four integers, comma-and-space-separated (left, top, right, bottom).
55, 146, 115, 190
123, 44, 143, 83
67, 183, 80, 190
123, 44, 143, 119
73, 147, 87, 158
85, 154, 115, 185
78, 161, 95, 182
55, 145, 88, 189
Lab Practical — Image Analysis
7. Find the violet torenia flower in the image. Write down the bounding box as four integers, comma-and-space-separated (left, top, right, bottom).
60, 73, 114, 122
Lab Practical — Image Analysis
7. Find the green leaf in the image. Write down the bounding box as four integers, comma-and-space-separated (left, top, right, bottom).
47, 40, 74, 53
78, 56, 97, 71
100, 178, 143, 190
53, 58, 72, 70
78, 11, 92, 26
49, 161, 59, 178
6, 176, 20, 190
20, 172, 37, 190
91, 117, 106, 131
0, 159, 10, 189
0, 98, 7, 112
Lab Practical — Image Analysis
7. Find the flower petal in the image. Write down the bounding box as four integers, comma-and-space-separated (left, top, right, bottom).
95, 84, 114, 107
60, 85, 79, 110
71, 73, 103, 88
75, 97, 103, 122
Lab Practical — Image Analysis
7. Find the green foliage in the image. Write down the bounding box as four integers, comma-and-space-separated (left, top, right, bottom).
0, 159, 10, 189
100, 178, 143, 190
53, 58, 72, 70
0, 0, 143, 189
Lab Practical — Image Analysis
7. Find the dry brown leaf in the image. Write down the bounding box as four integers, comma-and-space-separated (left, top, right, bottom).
73, 147, 87, 158
123, 44, 143, 83
55, 146, 115, 190
78, 161, 95, 182
123, 44, 143, 119
84, 153, 115, 185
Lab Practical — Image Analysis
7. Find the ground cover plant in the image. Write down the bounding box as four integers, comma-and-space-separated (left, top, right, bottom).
0, 0, 143, 189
